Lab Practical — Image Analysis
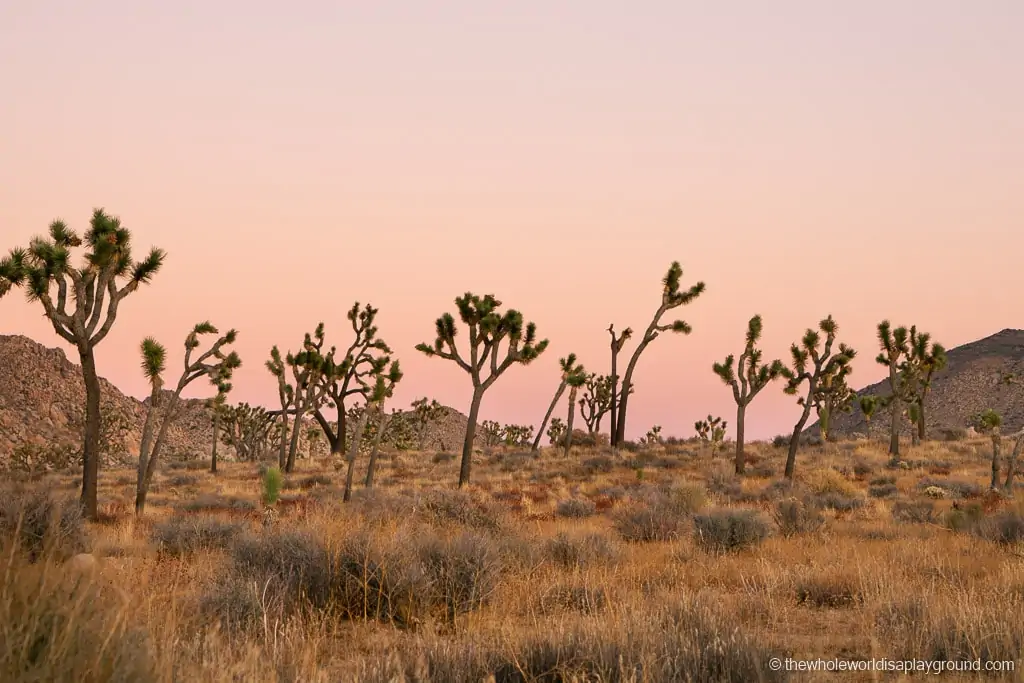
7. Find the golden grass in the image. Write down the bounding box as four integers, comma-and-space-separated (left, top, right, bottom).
1, 437, 1023, 681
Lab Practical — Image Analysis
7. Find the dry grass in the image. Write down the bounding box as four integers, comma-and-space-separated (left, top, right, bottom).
2, 437, 1023, 681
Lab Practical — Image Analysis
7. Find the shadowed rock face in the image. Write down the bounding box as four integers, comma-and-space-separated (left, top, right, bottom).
816, 328, 1024, 438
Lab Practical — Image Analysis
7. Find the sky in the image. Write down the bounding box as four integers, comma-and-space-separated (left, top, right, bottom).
1, 1, 1022, 441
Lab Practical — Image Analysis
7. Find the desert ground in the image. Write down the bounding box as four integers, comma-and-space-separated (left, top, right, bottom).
2, 435, 1022, 682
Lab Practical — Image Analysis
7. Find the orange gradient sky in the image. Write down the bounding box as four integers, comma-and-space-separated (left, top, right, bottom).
1, 2, 1022, 441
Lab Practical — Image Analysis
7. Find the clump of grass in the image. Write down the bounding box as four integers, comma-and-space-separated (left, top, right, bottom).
555, 497, 597, 519
537, 582, 609, 614
916, 477, 983, 500
545, 531, 620, 570
179, 493, 256, 514
421, 490, 503, 531
299, 474, 332, 489
795, 573, 863, 608
151, 515, 246, 556
693, 508, 770, 553
868, 483, 898, 499
418, 531, 505, 624
229, 530, 333, 609
892, 500, 937, 524
772, 498, 825, 537
614, 505, 685, 543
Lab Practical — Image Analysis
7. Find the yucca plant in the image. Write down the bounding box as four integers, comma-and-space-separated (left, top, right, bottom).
695, 416, 727, 456
220, 403, 275, 461
578, 373, 614, 434
810, 357, 855, 443
0, 210, 164, 519
781, 315, 855, 480
416, 292, 548, 487
282, 324, 334, 472
612, 262, 705, 446
906, 329, 947, 442
858, 395, 880, 428
135, 322, 240, 515
713, 314, 785, 474
531, 353, 583, 452
410, 397, 445, 450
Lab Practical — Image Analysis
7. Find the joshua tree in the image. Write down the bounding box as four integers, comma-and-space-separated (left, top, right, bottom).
614, 262, 705, 446
221, 403, 276, 461
416, 293, 548, 487
501, 424, 534, 448
282, 324, 333, 472
781, 316, 855, 480
974, 409, 1003, 490
562, 369, 589, 457
207, 381, 232, 474
266, 346, 295, 469
1005, 431, 1024, 495
607, 324, 633, 445
578, 373, 615, 434
480, 420, 503, 447
344, 360, 401, 501
907, 330, 947, 442
136, 322, 240, 515
858, 395, 880, 428
547, 417, 567, 446
531, 353, 583, 452
643, 424, 664, 446
875, 321, 913, 456
810, 358, 855, 443
1, 210, 164, 519
312, 303, 392, 456
695, 416, 727, 456
410, 397, 445, 450
306, 425, 322, 459
712, 315, 785, 474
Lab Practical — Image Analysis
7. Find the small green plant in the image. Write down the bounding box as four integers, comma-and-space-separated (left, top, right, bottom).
262, 466, 283, 506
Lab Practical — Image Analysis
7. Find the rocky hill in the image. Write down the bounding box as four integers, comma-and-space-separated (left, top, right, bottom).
821, 328, 1024, 438
0, 334, 480, 468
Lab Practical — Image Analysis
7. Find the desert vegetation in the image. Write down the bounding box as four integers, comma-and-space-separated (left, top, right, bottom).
3, 211, 1024, 681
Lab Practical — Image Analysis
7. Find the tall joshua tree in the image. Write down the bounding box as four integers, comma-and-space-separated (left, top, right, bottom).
136, 322, 240, 515
313, 303, 392, 456
562, 366, 589, 457
712, 314, 785, 475
607, 325, 632, 444
974, 409, 1003, 490
266, 346, 295, 469
614, 262, 705, 446
344, 360, 401, 501
907, 330, 947, 442
781, 316, 855, 480
531, 353, 583, 452
1, 210, 164, 519
283, 324, 333, 473
207, 372, 234, 474
417, 293, 548, 488
875, 321, 913, 456
811, 359, 855, 443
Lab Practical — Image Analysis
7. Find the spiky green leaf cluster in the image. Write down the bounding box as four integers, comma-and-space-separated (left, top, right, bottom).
714, 314, 785, 407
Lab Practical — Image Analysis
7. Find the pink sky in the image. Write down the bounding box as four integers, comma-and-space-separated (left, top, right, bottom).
1, 2, 1022, 441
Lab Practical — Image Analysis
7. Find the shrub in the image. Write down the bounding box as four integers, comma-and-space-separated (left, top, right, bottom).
813, 492, 866, 512
179, 493, 256, 513
545, 531, 620, 570
772, 434, 790, 448
421, 490, 503, 531
852, 460, 874, 479
916, 477, 983, 500
431, 452, 456, 464
419, 532, 504, 623
613, 506, 686, 543
975, 510, 1024, 546
892, 500, 936, 524
299, 474, 333, 489
555, 498, 597, 519
693, 509, 770, 553
868, 483, 899, 499
230, 530, 333, 608
870, 475, 896, 486
795, 574, 863, 608
772, 498, 825, 537
0, 490, 87, 561
151, 516, 245, 556
537, 583, 608, 614
581, 455, 615, 475
332, 530, 427, 625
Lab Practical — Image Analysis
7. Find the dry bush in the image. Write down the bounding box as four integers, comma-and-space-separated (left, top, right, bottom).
916, 476, 984, 500
229, 530, 334, 609
794, 572, 863, 608
555, 497, 597, 519
0, 490, 87, 561
545, 531, 621, 571
536, 581, 609, 614
772, 498, 825, 537
868, 483, 899, 499
418, 531, 505, 623
892, 500, 937, 525
693, 508, 770, 553
179, 493, 257, 514
421, 490, 504, 531
151, 515, 246, 556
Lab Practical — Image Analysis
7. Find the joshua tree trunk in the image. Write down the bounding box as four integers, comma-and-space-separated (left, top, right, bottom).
917, 399, 928, 442
313, 411, 341, 455
278, 413, 290, 469
563, 386, 579, 458
785, 400, 814, 480
364, 410, 389, 489
990, 431, 1002, 490
888, 369, 900, 457
1004, 433, 1024, 494
609, 360, 619, 446
532, 382, 566, 452
734, 403, 747, 475
210, 408, 220, 474
136, 395, 181, 515
285, 412, 303, 473
459, 389, 485, 488
343, 407, 372, 502
79, 345, 103, 520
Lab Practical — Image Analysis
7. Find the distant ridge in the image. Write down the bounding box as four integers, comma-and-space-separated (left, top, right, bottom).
819, 328, 1024, 437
